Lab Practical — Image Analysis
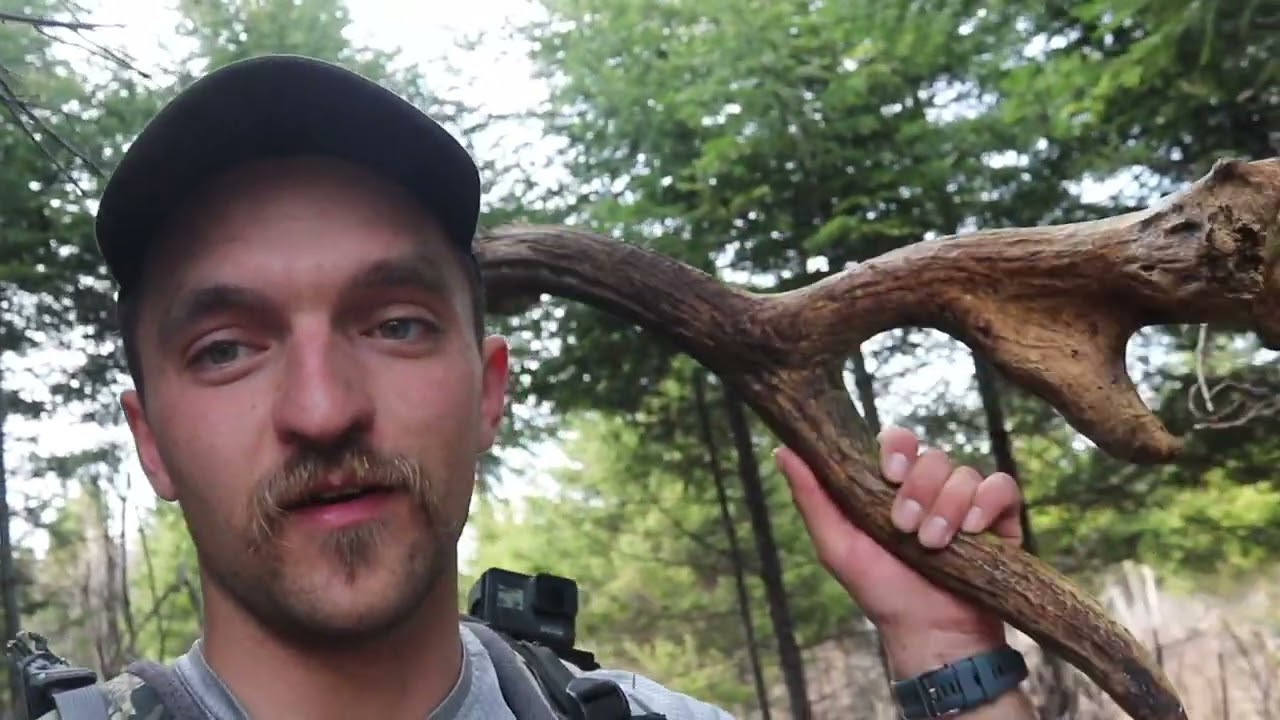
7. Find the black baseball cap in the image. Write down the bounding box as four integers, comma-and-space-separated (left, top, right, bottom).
94, 53, 482, 297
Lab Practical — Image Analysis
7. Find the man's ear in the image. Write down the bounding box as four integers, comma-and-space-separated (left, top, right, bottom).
121, 389, 178, 502
476, 334, 509, 452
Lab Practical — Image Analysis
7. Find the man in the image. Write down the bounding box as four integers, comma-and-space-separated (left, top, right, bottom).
35, 55, 1036, 719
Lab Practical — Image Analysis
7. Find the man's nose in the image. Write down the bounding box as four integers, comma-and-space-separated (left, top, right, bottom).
272, 328, 374, 448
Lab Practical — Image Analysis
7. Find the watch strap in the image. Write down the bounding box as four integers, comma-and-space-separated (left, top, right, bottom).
890, 644, 1027, 718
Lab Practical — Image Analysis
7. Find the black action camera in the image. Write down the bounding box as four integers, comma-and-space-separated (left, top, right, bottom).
467, 567, 602, 670
468, 567, 579, 649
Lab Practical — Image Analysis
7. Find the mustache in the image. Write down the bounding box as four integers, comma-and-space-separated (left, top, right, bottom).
247, 445, 436, 549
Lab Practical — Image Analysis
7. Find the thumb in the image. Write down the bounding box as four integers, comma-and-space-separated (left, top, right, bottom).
775, 446, 878, 575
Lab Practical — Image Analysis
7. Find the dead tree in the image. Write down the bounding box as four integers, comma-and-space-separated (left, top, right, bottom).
475, 157, 1280, 720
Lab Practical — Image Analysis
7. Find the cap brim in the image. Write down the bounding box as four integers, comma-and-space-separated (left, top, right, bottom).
95, 54, 481, 295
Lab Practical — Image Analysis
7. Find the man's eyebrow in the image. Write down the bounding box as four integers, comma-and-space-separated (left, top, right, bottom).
346, 253, 453, 296
157, 284, 273, 344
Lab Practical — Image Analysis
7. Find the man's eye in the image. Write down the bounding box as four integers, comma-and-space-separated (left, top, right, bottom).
193, 340, 245, 366
375, 318, 433, 340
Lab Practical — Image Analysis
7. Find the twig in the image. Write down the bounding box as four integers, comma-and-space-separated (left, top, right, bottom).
0, 64, 101, 190
0, 4, 144, 190
1187, 379, 1280, 429
42, 1, 151, 80
0, 10, 119, 31
1194, 323, 1214, 412
33, 25, 149, 80
1185, 319, 1280, 429
1221, 619, 1275, 715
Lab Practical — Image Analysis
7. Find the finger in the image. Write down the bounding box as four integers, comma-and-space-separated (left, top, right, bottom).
775, 446, 859, 565
918, 465, 982, 549
892, 448, 952, 533
877, 425, 919, 484
776, 446, 888, 592
960, 472, 1025, 546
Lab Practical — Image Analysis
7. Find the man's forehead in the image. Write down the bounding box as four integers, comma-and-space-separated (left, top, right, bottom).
138, 157, 459, 291
163, 156, 437, 240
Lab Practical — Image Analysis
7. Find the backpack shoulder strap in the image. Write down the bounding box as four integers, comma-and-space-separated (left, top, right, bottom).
50, 685, 109, 720
125, 660, 206, 720
43, 666, 187, 720
507, 641, 579, 715
463, 621, 563, 720
462, 619, 659, 720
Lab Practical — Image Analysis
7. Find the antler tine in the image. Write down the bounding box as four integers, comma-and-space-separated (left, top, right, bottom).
472, 156, 1280, 719
765, 157, 1280, 463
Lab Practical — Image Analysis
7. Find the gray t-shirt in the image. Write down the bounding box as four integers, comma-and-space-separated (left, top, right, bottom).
43, 622, 736, 719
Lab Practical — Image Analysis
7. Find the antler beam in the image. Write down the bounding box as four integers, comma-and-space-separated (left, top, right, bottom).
474, 157, 1280, 719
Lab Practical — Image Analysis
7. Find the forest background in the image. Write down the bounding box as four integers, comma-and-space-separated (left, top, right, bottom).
0, 0, 1277, 718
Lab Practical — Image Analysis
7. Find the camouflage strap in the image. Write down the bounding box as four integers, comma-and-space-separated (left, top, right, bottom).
51, 685, 109, 720
126, 660, 206, 720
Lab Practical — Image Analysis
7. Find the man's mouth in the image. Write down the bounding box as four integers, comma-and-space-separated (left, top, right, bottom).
283, 485, 398, 511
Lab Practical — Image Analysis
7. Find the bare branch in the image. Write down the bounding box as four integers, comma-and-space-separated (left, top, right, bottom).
0, 64, 98, 190
1194, 323, 1214, 412
32, 25, 149, 81
473, 156, 1280, 719
1187, 377, 1280, 429
0, 10, 118, 31
1186, 321, 1280, 430
0, 5, 143, 189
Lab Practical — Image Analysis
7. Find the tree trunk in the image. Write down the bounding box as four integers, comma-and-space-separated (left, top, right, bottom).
0, 360, 23, 712
692, 372, 771, 720
972, 352, 1074, 717
87, 482, 124, 677
849, 349, 881, 435
848, 351, 896, 685
972, 354, 1036, 553
723, 390, 811, 720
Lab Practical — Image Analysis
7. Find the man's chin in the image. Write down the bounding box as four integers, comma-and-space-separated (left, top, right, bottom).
252, 544, 446, 648
279, 516, 431, 584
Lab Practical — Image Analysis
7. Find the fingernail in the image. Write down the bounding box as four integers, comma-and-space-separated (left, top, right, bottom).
892, 498, 922, 531
962, 507, 984, 533
884, 452, 908, 481
920, 516, 951, 548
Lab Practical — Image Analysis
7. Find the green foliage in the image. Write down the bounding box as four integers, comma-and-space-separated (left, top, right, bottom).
466, 364, 854, 710
2, 0, 1279, 716
997, 0, 1278, 186
127, 502, 202, 662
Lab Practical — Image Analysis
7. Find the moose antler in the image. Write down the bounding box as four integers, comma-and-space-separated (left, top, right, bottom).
474, 157, 1280, 719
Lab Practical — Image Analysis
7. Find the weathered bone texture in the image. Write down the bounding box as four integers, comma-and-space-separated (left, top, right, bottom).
474, 157, 1280, 719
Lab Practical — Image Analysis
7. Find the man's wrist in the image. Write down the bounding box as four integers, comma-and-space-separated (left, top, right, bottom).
880, 625, 1033, 719
879, 624, 1008, 679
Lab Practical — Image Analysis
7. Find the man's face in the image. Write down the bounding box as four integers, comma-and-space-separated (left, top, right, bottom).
120, 157, 508, 646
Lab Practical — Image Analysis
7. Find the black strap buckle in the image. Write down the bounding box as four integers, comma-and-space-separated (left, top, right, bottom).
565, 676, 633, 720
914, 672, 963, 718
6, 631, 99, 720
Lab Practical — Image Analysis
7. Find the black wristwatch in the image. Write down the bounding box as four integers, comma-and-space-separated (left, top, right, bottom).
890, 644, 1028, 718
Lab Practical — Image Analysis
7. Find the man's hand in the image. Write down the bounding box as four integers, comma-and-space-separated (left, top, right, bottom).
775, 426, 1028, 689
